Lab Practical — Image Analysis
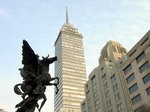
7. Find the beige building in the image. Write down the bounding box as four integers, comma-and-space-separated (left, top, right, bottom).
54, 9, 87, 112
81, 30, 150, 112
118, 30, 150, 112
81, 41, 132, 112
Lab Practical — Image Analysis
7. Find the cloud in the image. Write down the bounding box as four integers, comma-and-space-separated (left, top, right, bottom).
0, 7, 8, 17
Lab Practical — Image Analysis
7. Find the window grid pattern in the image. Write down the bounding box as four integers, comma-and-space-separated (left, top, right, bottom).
91, 76, 100, 112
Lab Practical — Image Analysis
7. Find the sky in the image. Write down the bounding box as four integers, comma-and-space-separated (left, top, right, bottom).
0, 0, 150, 112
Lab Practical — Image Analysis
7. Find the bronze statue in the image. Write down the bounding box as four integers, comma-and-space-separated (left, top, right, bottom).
14, 40, 59, 112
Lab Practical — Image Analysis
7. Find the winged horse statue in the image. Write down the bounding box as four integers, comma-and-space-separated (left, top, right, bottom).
14, 40, 59, 112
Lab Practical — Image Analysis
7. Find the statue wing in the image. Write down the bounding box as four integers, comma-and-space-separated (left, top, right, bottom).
22, 40, 38, 74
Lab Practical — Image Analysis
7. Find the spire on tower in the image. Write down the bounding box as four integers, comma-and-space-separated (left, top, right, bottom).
66, 7, 69, 24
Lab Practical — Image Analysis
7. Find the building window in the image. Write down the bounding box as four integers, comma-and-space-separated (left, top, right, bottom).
141, 37, 148, 46
117, 102, 123, 111
107, 99, 112, 107
82, 102, 86, 112
129, 50, 136, 57
124, 64, 132, 74
126, 73, 135, 84
95, 98, 100, 105
108, 109, 113, 112
132, 94, 142, 105
143, 73, 150, 84
94, 91, 98, 98
105, 90, 109, 98
104, 82, 108, 90
111, 74, 116, 83
91, 76, 96, 83
136, 52, 145, 63
96, 107, 100, 112
93, 84, 96, 90
113, 83, 118, 91
134, 106, 144, 112
101, 67, 104, 72
129, 83, 138, 94
139, 61, 149, 73
109, 65, 113, 70
115, 93, 121, 101
102, 74, 106, 82
86, 84, 88, 89
146, 87, 150, 96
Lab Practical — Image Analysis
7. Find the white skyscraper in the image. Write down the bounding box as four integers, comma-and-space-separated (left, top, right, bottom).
54, 8, 87, 112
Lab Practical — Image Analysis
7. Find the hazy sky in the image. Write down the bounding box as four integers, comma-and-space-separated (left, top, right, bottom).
0, 0, 150, 112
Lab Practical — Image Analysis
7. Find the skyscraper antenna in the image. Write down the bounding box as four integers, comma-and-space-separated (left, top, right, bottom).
66, 6, 69, 24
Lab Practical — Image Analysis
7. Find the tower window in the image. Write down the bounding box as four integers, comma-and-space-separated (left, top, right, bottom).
126, 73, 135, 84
129, 83, 138, 94
101, 67, 104, 72
113, 83, 118, 91
102, 74, 106, 82
108, 109, 113, 112
91, 75, 96, 83
111, 74, 116, 83
136, 52, 145, 63
117, 102, 123, 111
109, 65, 113, 70
115, 93, 121, 101
146, 87, 150, 96
124, 64, 132, 74
139, 61, 149, 73
129, 50, 136, 57
134, 106, 144, 112
105, 90, 109, 98
143, 73, 150, 84
141, 37, 148, 46
107, 99, 112, 107
132, 94, 142, 105
104, 82, 108, 90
